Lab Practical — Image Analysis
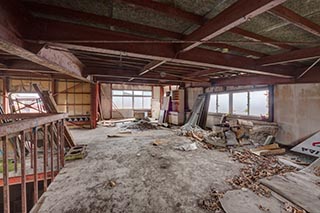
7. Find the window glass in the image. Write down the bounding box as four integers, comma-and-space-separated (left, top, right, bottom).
123, 90, 132, 95
233, 92, 248, 115
134, 91, 143, 96
123, 97, 132, 109
143, 97, 151, 109
134, 97, 143, 109
112, 96, 122, 108
217, 94, 229, 113
208, 94, 217, 113
112, 90, 123, 95
250, 90, 269, 117
143, 91, 152, 96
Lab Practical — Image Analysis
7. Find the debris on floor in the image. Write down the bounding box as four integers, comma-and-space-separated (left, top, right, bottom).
120, 119, 158, 131
198, 189, 224, 212
250, 143, 286, 156
152, 139, 168, 146
65, 144, 88, 161
175, 142, 197, 151
226, 150, 296, 197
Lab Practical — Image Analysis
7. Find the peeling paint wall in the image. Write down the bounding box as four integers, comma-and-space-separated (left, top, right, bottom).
274, 83, 320, 145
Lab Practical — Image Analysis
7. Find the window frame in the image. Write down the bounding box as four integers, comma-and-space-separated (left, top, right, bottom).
112, 89, 152, 110
207, 86, 272, 121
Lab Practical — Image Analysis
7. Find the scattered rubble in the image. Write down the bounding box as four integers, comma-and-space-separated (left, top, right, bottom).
284, 203, 306, 213
314, 166, 320, 176
226, 150, 296, 197
121, 120, 158, 131
198, 189, 224, 212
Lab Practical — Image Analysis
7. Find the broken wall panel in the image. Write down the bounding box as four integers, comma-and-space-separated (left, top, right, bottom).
9, 78, 51, 93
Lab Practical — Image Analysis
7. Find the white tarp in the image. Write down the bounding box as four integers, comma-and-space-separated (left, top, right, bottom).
291, 131, 320, 157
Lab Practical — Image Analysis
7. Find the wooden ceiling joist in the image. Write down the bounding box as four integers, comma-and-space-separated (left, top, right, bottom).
178, 0, 288, 52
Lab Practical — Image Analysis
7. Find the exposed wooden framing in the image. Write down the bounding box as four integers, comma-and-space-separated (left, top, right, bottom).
0, 39, 92, 83
257, 46, 320, 66
90, 83, 99, 129
24, 1, 181, 39
2, 77, 8, 113
60, 120, 65, 167
178, 0, 288, 52
2, 135, 10, 213
33, 127, 38, 204
229, 27, 296, 50
33, 84, 75, 147
50, 122, 54, 181
0, 113, 55, 120
297, 58, 320, 79
270, 5, 320, 37
139, 60, 166, 76
20, 131, 27, 213
185, 68, 225, 77
0, 113, 68, 137
43, 124, 48, 192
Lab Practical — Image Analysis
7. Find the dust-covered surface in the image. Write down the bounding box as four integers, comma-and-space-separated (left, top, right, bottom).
31, 127, 242, 213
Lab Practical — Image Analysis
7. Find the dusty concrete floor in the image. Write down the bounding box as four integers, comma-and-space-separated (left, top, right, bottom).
32, 126, 242, 213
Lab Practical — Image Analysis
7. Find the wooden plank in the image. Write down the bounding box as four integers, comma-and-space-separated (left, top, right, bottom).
260, 171, 320, 212
0, 113, 67, 137
220, 189, 285, 213
33, 84, 75, 147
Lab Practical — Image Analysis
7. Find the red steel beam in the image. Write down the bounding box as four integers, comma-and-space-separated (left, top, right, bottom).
270, 5, 320, 37
0, 171, 59, 187
24, 19, 297, 78
212, 75, 294, 86
33, 128, 38, 204
179, 0, 288, 52
24, 1, 181, 39
208, 43, 267, 58
2, 135, 10, 213
20, 131, 27, 213
229, 27, 296, 50
257, 46, 320, 66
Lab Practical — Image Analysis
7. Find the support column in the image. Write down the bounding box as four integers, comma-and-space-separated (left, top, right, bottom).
90, 83, 99, 129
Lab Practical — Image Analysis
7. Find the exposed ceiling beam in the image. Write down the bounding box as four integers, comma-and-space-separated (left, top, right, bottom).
0, 39, 92, 83
229, 27, 296, 50
212, 75, 294, 86
24, 18, 297, 78
207, 43, 267, 58
178, 0, 288, 52
270, 5, 320, 37
116, 0, 203, 25
24, 2, 269, 58
138, 60, 166, 76
257, 46, 320, 66
24, 1, 181, 39
185, 68, 225, 77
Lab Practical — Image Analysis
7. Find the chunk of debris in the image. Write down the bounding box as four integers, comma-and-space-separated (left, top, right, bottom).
175, 142, 197, 151
250, 143, 286, 156
65, 145, 88, 161
108, 180, 116, 188
198, 189, 224, 212
284, 203, 306, 213
225, 130, 238, 146
121, 120, 158, 131
152, 139, 167, 146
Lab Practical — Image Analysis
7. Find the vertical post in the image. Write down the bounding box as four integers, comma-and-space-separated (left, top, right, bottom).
90, 83, 99, 129
30, 131, 34, 169
20, 131, 27, 213
50, 122, 54, 180
2, 77, 8, 113
60, 120, 65, 167
56, 122, 60, 171
33, 128, 38, 204
14, 137, 18, 173
3, 136, 10, 213
43, 124, 48, 192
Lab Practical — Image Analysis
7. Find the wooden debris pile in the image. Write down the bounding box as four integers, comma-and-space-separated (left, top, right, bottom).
226, 150, 297, 196
198, 189, 224, 212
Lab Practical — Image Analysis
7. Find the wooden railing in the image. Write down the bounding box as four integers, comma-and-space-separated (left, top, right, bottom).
0, 113, 68, 213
